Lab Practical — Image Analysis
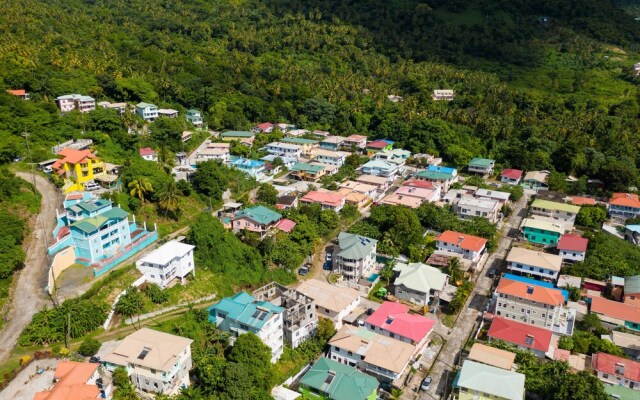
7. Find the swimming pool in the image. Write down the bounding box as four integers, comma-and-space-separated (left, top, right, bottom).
367, 273, 379, 282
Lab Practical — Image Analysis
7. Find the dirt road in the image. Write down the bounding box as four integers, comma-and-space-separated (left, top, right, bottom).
0, 172, 59, 364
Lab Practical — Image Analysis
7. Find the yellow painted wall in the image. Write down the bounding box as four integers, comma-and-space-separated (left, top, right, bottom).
48, 246, 76, 294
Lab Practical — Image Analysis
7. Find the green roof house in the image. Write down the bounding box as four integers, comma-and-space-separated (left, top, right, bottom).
335, 232, 378, 282
300, 357, 378, 400
454, 360, 525, 400
530, 199, 580, 225
221, 130, 255, 140
232, 205, 282, 237
185, 109, 203, 127
468, 158, 495, 175
135, 102, 158, 122
207, 292, 285, 362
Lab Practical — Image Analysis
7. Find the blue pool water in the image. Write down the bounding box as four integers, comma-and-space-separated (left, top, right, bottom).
367, 273, 379, 282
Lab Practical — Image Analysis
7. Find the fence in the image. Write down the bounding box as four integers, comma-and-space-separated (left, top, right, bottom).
93, 230, 158, 277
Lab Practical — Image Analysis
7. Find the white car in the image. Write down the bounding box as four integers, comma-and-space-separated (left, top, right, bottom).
84, 182, 100, 191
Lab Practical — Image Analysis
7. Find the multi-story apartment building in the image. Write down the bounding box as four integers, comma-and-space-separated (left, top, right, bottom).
609, 193, 640, 221
185, 109, 203, 127
296, 279, 360, 329
135, 102, 159, 122
253, 282, 318, 348
393, 262, 449, 307
342, 134, 368, 150
358, 160, 399, 177
136, 240, 195, 288
494, 275, 575, 335
506, 247, 563, 281
435, 230, 488, 263
265, 142, 304, 159
372, 148, 411, 166
313, 149, 350, 166
455, 196, 501, 223
328, 326, 414, 384
103, 328, 193, 394
333, 232, 378, 282
55, 94, 96, 113
529, 199, 580, 225
208, 292, 284, 363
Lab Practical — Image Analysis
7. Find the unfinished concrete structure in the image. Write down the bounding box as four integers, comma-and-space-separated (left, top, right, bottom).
253, 282, 318, 348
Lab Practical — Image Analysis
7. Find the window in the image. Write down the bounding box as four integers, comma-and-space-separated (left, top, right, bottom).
524, 335, 534, 346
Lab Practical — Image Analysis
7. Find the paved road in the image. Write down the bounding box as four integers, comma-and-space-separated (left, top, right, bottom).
0, 172, 59, 364
408, 193, 529, 400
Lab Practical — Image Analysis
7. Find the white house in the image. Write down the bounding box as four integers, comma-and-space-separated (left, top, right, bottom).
432, 90, 454, 101
475, 188, 511, 205
455, 196, 501, 223
136, 240, 195, 288
55, 94, 96, 113
139, 147, 157, 162
358, 160, 399, 177
136, 102, 159, 122
266, 142, 304, 159
435, 230, 487, 263
333, 232, 378, 283
313, 149, 350, 167
103, 328, 193, 394
556, 234, 588, 262
296, 279, 360, 329
506, 247, 563, 281
393, 262, 449, 307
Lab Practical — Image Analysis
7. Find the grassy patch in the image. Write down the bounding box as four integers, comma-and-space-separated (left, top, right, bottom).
441, 314, 456, 328
0, 277, 12, 329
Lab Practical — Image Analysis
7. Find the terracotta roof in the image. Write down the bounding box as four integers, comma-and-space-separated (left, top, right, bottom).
55, 148, 97, 166
367, 140, 392, 149
436, 230, 487, 253
365, 301, 434, 342
496, 277, 564, 306
557, 234, 588, 252
487, 316, 552, 353
500, 169, 523, 180
570, 196, 596, 206
256, 122, 273, 130
610, 193, 640, 208
139, 147, 156, 156
34, 361, 99, 400
403, 179, 437, 189
344, 134, 367, 142
589, 296, 640, 324
8, 89, 27, 96
592, 352, 640, 382
301, 191, 345, 207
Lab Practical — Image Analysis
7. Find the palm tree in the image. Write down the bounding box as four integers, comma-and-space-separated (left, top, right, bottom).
389, 388, 403, 400
380, 260, 396, 285
447, 257, 464, 286
158, 180, 180, 217
157, 146, 175, 173
115, 288, 145, 329
128, 177, 153, 203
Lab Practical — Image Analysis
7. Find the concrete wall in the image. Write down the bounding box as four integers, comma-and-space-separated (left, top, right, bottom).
48, 246, 76, 294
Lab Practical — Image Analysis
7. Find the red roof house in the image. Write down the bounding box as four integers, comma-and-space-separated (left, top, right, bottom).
254, 122, 274, 132
7, 89, 29, 99
592, 352, 640, 388
500, 169, 523, 181
610, 193, 640, 208
588, 295, 640, 329
365, 301, 434, 346
557, 234, 588, 253
403, 179, 437, 190
366, 139, 393, 149
139, 147, 156, 157
301, 191, 346, 211
435, 231, 488, 262
570, 196, 596, 206
487, 316, 552, 356
275, 218, 297, 233
496, 278, 565, 306
34, 361, 100, 400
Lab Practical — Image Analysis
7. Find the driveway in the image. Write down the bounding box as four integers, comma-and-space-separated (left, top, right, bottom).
0, 358, 58, 400
407, 193, 529, 400
0, 173, 59, 364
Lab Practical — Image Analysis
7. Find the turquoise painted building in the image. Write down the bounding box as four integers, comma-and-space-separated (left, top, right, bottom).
300, 357, 379, 400
520, 218, 564, 245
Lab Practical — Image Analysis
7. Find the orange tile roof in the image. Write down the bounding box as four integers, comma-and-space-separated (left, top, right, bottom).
56, 148, 97, 166
34, 361, 100, 400
301, 191, 345, 207
570, 196, 596, 206
496, 277, 564, 306
8, 89, 27, 96
589, 296, 640, 324
592, 352, 640, 382
609, 193, 640, 208
436, 230, 488, 252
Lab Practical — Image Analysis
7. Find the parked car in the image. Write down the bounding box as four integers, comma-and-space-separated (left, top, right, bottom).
84, 182, 100, 191
420, 377, 433, 391
43, 166, 53, 174
488, 268, 496, 278
298, 266, 309, 276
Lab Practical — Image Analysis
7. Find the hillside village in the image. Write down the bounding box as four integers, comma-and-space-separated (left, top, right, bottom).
0, 87, 639, 400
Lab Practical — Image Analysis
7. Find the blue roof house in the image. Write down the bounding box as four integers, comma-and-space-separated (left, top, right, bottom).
208, 292, 285, 363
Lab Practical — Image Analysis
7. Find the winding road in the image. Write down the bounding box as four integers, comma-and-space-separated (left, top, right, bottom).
0, 172, 58, 364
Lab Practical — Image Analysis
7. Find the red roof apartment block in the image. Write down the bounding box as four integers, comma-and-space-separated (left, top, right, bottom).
557, 234, 588, 253
436, 230, 488, 253
610, 193, 640, 208
365, 301, 434, 344
592, 352, 640, 382
496, 278, 565, 306
487, 316, 552, 353
500, 169, 523, 180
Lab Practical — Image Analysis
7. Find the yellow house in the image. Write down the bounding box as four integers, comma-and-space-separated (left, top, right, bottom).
52, 148, 105, 193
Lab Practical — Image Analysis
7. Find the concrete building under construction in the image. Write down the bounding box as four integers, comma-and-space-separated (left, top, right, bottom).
253, 282, 318, 348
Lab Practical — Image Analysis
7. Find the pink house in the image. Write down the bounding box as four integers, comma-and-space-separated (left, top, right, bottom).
301, 191, 346, 212
231, 205, 282, 237
365, 301, 434, 353
342, 134, 368, 149
55, 94, 96, 113
393, 186, 441, 202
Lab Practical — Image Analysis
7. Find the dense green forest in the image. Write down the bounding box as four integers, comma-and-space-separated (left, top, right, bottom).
0, 0, 639, 191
